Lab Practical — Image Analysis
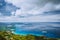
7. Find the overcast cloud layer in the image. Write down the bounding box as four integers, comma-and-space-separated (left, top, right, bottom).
0, 0, 60, 22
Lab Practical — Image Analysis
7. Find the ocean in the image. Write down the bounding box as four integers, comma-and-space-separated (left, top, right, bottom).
0, 22, 60, 38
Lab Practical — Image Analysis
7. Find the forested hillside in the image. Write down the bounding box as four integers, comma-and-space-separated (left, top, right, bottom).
0, 31, 60, 40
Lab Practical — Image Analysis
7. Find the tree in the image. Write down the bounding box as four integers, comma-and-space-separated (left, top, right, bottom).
0, 35, 6, 40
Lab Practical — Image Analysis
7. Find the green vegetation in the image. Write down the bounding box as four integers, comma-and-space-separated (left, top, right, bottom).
0, 31, 60, 40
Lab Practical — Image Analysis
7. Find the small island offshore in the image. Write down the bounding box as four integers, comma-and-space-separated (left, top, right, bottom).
0, 31, 60, 40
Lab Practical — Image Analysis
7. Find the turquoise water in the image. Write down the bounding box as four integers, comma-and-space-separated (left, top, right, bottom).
0, 22, 60, 38
14, 22, 60, 38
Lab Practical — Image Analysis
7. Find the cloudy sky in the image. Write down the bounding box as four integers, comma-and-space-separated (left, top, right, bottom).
0, 0, 60, 22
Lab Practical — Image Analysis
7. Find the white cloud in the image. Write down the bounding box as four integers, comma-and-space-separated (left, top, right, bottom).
5, 0, 60, 15
55, 4, 60, 10
15, 2, 60, 16
0, 0, 60, 22
0, 14, 60, 22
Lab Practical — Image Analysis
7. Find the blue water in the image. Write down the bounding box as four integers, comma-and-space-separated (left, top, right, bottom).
0, 22, 60, 38
14, 22, 60, 38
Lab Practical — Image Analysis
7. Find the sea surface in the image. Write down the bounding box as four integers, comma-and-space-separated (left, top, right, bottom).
0, 22, 60, 38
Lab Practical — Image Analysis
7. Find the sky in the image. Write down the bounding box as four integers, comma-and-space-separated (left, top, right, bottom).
0, 0, 60, 22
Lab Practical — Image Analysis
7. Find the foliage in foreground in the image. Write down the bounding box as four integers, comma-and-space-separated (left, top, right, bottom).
0, 31, 60, 40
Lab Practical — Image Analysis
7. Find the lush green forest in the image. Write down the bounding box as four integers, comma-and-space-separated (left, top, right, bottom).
0, 31, 60, 40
